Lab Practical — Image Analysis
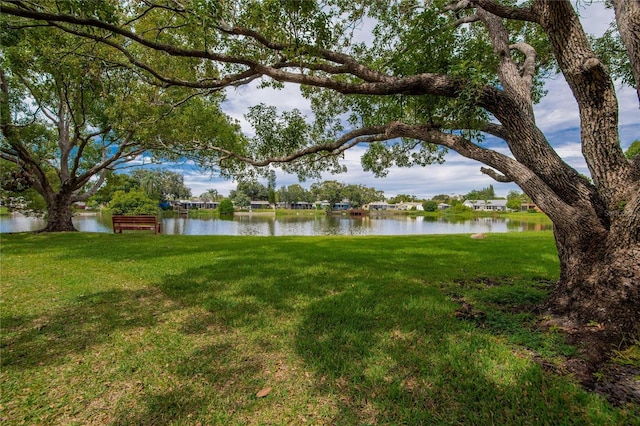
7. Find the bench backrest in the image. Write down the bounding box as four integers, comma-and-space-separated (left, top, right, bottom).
112, 215, 158, 224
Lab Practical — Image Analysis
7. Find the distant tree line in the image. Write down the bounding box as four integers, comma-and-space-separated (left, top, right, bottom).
89, 169, 191, 208
3, 163, 539, 215
217, 180, 537, 211
227, 179, 385, 208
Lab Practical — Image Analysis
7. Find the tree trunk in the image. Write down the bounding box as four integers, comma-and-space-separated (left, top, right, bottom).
545, 218, 640, 345
41, 192, 77, 232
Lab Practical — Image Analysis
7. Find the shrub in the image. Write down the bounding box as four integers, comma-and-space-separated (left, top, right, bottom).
109, 190, 158, 215
218, 198, 234, 215
422, 200, 438, 212
447, 203, 473, 214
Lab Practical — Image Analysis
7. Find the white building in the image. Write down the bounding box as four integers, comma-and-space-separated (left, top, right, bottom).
395, 201, 424, 211
463, 199, 508, 211
366, 201, 389, 211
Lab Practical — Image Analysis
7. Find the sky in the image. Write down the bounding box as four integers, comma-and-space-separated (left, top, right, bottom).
166, 1, 639, 200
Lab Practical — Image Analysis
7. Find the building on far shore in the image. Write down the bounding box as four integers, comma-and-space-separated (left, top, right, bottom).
395, 201, 424, 211
250, 200, 271, 210
462, 199, 508, 212
365, 201, 390, 211
172, 200, 220, 210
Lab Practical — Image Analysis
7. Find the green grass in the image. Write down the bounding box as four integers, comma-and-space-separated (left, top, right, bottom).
275, 208, 325, 216
405, 209, 552, 222
1, 232, 637, 425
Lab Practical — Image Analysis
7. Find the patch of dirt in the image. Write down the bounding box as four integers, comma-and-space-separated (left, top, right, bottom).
454, 302, 486, 321
594, 365, 640, 405
537, 317, 640, 406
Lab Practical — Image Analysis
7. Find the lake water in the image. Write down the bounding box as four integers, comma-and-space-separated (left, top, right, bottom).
0, 212, 552, 236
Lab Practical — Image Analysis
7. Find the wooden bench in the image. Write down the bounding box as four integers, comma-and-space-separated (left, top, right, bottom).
112, 215, 161, 234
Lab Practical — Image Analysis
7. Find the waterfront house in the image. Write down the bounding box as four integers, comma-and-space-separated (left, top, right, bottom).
292, 201, 314, 209
395, 201, 424, 211
173, 199, 219, 210
463, 199, 508, 211
333, 199, 352, 210
250, 200, 271, 210
367, 201, 389, 211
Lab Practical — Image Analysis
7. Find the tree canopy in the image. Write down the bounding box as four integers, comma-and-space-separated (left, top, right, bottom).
0, 19, 241, 230
464, 185, 496, 201
108, 189, 158, 215
625, 140, 640, 160
130, 169, 192, 201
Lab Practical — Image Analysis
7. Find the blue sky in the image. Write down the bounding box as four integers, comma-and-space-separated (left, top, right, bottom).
167, 2, 639, 200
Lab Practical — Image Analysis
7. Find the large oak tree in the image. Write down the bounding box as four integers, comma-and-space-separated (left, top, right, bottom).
1, 1, 638, 347
0, 20, 241, 231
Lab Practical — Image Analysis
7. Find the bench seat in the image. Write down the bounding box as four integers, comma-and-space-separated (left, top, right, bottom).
112, 215, 161, 234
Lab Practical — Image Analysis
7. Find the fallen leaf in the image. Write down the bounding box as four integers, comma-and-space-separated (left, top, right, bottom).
256, 387, 272, 398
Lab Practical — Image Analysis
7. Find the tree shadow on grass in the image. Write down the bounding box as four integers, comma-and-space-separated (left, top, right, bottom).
112, 386, 208, 426
1, 281, 265, 425
1, 287, 174, 369
5, 235, 626, 423
293, 286, 629, 425
111, 342, 263, 426
152, 263, 626, 425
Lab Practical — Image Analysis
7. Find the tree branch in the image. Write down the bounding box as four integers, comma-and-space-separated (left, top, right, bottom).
382, 121, 578, 222
509, 42, 537, 81
220, 24, 392, 84
469, 0, 537, 23
0, 65, 53, 197
454, 14, 480, 27
73, 169, 107, 201
3, 4, 466, 98
475, 8, 534, 106
71, 127, 111, 178
445, 0, 472, 13
180, 125, 390, 167
480, 167, 513, 182
16, 73, 59, 124
74, 130, 141, 186
46, 22, 264, 90
489, 125, 511, 142
535, 0, 633, 202
0, 149, 19, 162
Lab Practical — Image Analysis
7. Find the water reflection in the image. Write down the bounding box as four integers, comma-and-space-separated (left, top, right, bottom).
0, 212, 552, 236
1, 214, 47, 233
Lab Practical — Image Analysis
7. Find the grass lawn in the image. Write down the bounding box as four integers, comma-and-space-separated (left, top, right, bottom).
1, 232, 638, 425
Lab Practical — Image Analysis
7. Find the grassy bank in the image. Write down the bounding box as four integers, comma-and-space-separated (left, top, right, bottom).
404, 209, 552, 222
1, 232, 637, 424
275, 208, 325, 217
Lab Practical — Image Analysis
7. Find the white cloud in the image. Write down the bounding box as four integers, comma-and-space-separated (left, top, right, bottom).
533, 76, 580, 134
184, 174, 235, 198
267, 147, 520, 199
